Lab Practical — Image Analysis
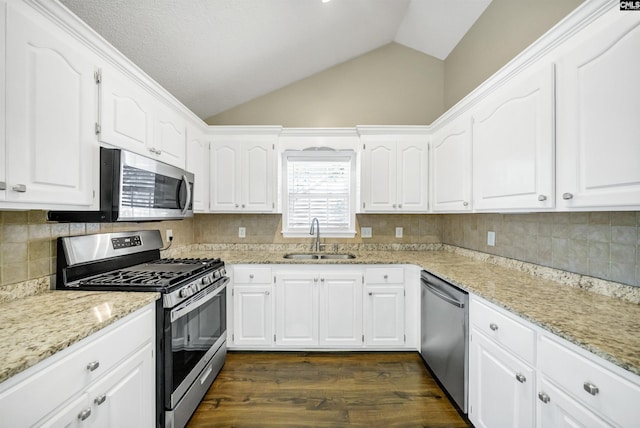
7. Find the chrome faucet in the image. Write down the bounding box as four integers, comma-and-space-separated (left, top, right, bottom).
309, 217, 322, 252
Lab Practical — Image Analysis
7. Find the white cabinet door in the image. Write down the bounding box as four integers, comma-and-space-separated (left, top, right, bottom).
472, 64, 555, 211
469, 329, 535, 428
154, 105, 186, 168
537, 378, 610, 428
233, 285, 273, 347
364, 286, 405, 347
186, 131, 210, 212
0, 1, 6, 201
275, 273, 318, 346
396, 140, 429, 212
38, 393, 89, 428
362, 139, 396, 212
210, 138, 275, 212
210, 141, 241, 211
319, 273, 363, 347
242, 140, 275, 212
99, 67, 154, 156
556, 10, 640, 210
86, 344, 154, 428
5, 4, 94, 206
431, 116, 472, 212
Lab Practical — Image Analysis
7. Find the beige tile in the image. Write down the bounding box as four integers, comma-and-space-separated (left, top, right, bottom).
28, 211, 48, 224
611, 226, 636, 245
3, 225, 28, 243
2, 262, 28, 284
589, 212, 610, 225
50, 223, 70, 238
28, 224, 51, 240
2, 211, 29, 224
611, 243, 636, 264
28, 258, 51, 278
2, 243, 28, 264
611, 211, 636, 226
28, 240, 50, 260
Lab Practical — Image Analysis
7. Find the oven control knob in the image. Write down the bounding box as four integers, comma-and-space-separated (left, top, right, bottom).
213, 270, 221, 279
201, 275, 211, 285
179, 286, 195, 298
220, 268, 227, 276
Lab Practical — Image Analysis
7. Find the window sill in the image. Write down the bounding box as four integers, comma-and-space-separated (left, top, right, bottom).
282, 230, 356, 239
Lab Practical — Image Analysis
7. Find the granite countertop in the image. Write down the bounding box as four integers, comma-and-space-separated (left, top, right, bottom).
182, 246, 640, 377
0, 290, 159, 384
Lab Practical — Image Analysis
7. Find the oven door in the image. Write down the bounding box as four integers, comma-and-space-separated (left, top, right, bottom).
164, 277, 228, 409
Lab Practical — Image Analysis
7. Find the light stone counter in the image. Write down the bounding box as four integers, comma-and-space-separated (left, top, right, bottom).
174, 244, 640, 377
0, 290, 159, 384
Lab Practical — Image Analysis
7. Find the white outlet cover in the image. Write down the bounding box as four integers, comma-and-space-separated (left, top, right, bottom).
238, 227, 246, 238
487, 231, 496, 246
395, 227, 403, 238
361, 227, 372, 238
166, 229, 173, 241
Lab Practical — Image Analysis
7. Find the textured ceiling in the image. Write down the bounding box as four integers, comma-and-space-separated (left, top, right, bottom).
60, 0, 491, 120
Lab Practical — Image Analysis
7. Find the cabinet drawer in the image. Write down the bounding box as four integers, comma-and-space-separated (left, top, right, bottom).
365, 268, 404, 284
539, 335, 640, 428
0, 305, 154, 427
234, 267, 272, 284
470, 298, 535, 364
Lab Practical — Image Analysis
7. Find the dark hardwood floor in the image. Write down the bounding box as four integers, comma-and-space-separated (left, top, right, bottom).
187, 351, 471, 427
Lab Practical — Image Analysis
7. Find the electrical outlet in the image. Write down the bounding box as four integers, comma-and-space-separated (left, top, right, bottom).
395, 227, 403, 238
361, 227, 372, 238
487, 231, 496, 246
166, 229, 173, 242
238, 227, 246, 238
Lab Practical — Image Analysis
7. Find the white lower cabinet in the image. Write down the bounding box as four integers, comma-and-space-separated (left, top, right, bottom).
231, 267, 274, 347
469, 328, 535, 428
274, 270, 363, 348
0, 303, 156, 427
364, 286, 405, 347
469, 295, 640, 428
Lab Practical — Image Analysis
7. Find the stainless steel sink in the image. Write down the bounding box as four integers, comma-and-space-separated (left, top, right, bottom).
283, 253, 356, 260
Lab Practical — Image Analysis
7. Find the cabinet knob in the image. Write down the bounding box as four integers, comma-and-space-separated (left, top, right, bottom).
0, 181, 6, 190
515, 373, 526, 383
320, 278, 325, 282
383, 274, 388, 280
94, 394, 107, 406
538, 195, 547, 202
314, 278, 318, 282
463, 201, 469, 207
78, 408, 92, 421
398, 204, 402, 208
235, 204, 239, 208
265, 291, 270, 296
86, 361, 100, 372
562, 192, 574, 200
583, 382, 599, 396
249, 274, 254, 279
12, 184, 27, 193
538, 392, 551, 404
368, 292, 373, 296
242, 204, 246, 208
489, 323, 499, 331
392, 204, 397, 209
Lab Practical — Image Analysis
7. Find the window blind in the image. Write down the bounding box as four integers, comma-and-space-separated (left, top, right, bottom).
284, 153, 354, 232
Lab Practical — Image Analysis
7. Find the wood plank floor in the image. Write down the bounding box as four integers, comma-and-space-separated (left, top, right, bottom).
187, 351, 471, 427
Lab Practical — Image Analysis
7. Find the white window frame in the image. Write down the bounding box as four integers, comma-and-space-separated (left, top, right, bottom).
282, 150, 357, 238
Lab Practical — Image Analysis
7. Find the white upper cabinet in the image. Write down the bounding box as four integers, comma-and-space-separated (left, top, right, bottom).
186, 128, 210, 213
556, 8, 640, 210
360, 131, 429, 213
472, 64, 555, 212
99, 67, 186, 168
431, 115, 472, 212
209, 131, 277, 213
4, 3, 95, 207
0, 1, 7, 202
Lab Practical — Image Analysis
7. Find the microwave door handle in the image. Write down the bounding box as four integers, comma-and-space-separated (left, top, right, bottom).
181, 174, 192, 216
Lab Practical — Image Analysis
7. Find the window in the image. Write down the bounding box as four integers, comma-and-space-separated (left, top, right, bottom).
282, 150, 356, 237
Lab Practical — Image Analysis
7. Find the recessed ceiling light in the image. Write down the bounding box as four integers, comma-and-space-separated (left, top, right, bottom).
322, 0, 331, 3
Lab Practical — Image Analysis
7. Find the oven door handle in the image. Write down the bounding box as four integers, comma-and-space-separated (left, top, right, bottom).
170, 277, 228, 323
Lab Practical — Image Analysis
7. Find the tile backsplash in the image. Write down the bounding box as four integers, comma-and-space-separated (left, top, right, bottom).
2, 210, 639, 288
0, 211, 194, 286
441, 212, 640, 287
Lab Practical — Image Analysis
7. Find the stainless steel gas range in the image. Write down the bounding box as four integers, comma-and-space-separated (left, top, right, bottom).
55, 230, 228, 428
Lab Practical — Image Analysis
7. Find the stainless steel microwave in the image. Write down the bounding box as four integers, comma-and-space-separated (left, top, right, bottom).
48, 147, 194, 222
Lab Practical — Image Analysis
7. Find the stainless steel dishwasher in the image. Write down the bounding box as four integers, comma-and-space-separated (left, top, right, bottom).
420, 270, 468, 414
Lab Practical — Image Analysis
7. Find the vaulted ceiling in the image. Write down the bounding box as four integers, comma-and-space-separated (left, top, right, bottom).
60, 0, 491, 120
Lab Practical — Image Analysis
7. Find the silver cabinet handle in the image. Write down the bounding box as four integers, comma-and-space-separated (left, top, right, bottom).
368, 292, 373, 296
489, 323, 499, 331
583, 382, 599, 396
463, 201, 469, 207
0, 181, 6, 190
516, 373, 526, 383
383, 274, 388, 280
314, 278, 318, 282
538, 392, 550, 404
249, 274, 254, 279
562, 193, 574, 200
392, 204, 397, 208
12, 184, 27, 192
86, 361, 100, 372
242, 204, 246, 208
235, 204, 239, 208
320, 278, 325, 282
398, 204, 402, 208
264, 291, 270, 296
78, 408, 92, 421
538, 195, 547, 201
94, 394, 107, 405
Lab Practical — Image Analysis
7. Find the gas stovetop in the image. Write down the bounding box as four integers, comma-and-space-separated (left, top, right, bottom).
79, 258, 224, 289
